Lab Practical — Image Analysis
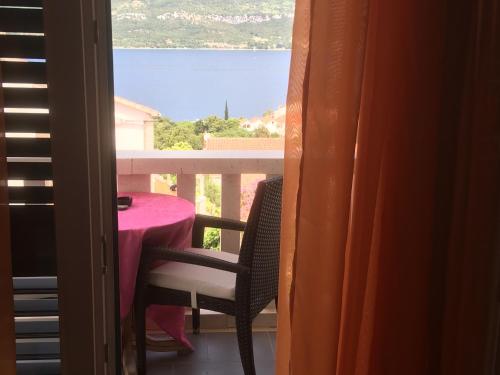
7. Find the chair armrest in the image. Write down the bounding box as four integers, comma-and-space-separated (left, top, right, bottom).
192, 214, 246, 248
195, 214, 246, 231
141, 247, 250, 276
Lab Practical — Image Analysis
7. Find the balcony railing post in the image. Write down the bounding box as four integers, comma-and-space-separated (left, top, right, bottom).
177, 174, 196, 205
221, 174, 241, 254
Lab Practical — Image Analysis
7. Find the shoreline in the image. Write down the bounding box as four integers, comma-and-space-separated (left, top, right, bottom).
113, 47, 292, 52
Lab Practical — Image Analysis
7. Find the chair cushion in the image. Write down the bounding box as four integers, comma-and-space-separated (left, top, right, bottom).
148, 248, 239, 301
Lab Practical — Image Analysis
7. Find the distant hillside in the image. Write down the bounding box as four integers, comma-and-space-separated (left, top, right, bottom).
111, 0, 294, 49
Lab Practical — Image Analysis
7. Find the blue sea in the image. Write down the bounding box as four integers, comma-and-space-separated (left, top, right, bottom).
112, 49, 292, 121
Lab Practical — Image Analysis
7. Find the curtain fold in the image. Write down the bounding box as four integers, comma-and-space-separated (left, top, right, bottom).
277, 0, 369, 372
277, 0, 500, 373
275, 0, 310, 369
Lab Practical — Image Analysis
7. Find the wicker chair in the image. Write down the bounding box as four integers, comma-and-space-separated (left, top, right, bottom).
134, 176, 283, 375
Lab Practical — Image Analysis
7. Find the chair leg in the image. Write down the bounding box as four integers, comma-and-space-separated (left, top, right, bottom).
192, 308, 201, 335
134, 296, 147, 375
236, 312, 255, 375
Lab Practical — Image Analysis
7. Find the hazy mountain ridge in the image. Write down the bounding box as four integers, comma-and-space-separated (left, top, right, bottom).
112, 0, 294, 49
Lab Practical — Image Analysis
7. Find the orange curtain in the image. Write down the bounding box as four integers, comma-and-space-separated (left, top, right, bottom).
277, 0, 500, 373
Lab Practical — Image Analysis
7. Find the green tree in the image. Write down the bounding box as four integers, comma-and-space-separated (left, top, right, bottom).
194, 116, 224, 134
155, 118, 203, 150
194, 116, 249, 137
204, 176, 221, 212
252, 126, 272, 138
170, 141, 193, 150
215, 126, 252, 138
203, 228, 221, 250
224, 100, 229, 120
202, 175, 222, 249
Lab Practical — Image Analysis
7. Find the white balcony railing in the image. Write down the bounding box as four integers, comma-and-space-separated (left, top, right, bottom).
116, 150, 284, 252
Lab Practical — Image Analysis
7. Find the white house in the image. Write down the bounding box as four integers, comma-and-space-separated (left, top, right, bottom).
114, 96, 159, 151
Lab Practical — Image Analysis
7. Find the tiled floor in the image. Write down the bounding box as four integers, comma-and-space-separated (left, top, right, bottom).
147, 332, 276, 375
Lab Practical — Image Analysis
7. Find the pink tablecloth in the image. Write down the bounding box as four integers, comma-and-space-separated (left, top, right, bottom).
118, 192, 195, 349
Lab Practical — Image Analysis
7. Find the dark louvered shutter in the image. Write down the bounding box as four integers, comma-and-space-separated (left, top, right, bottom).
1, 1, 60, 373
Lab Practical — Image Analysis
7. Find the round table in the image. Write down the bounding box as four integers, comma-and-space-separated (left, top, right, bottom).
118, 192, 195, 350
